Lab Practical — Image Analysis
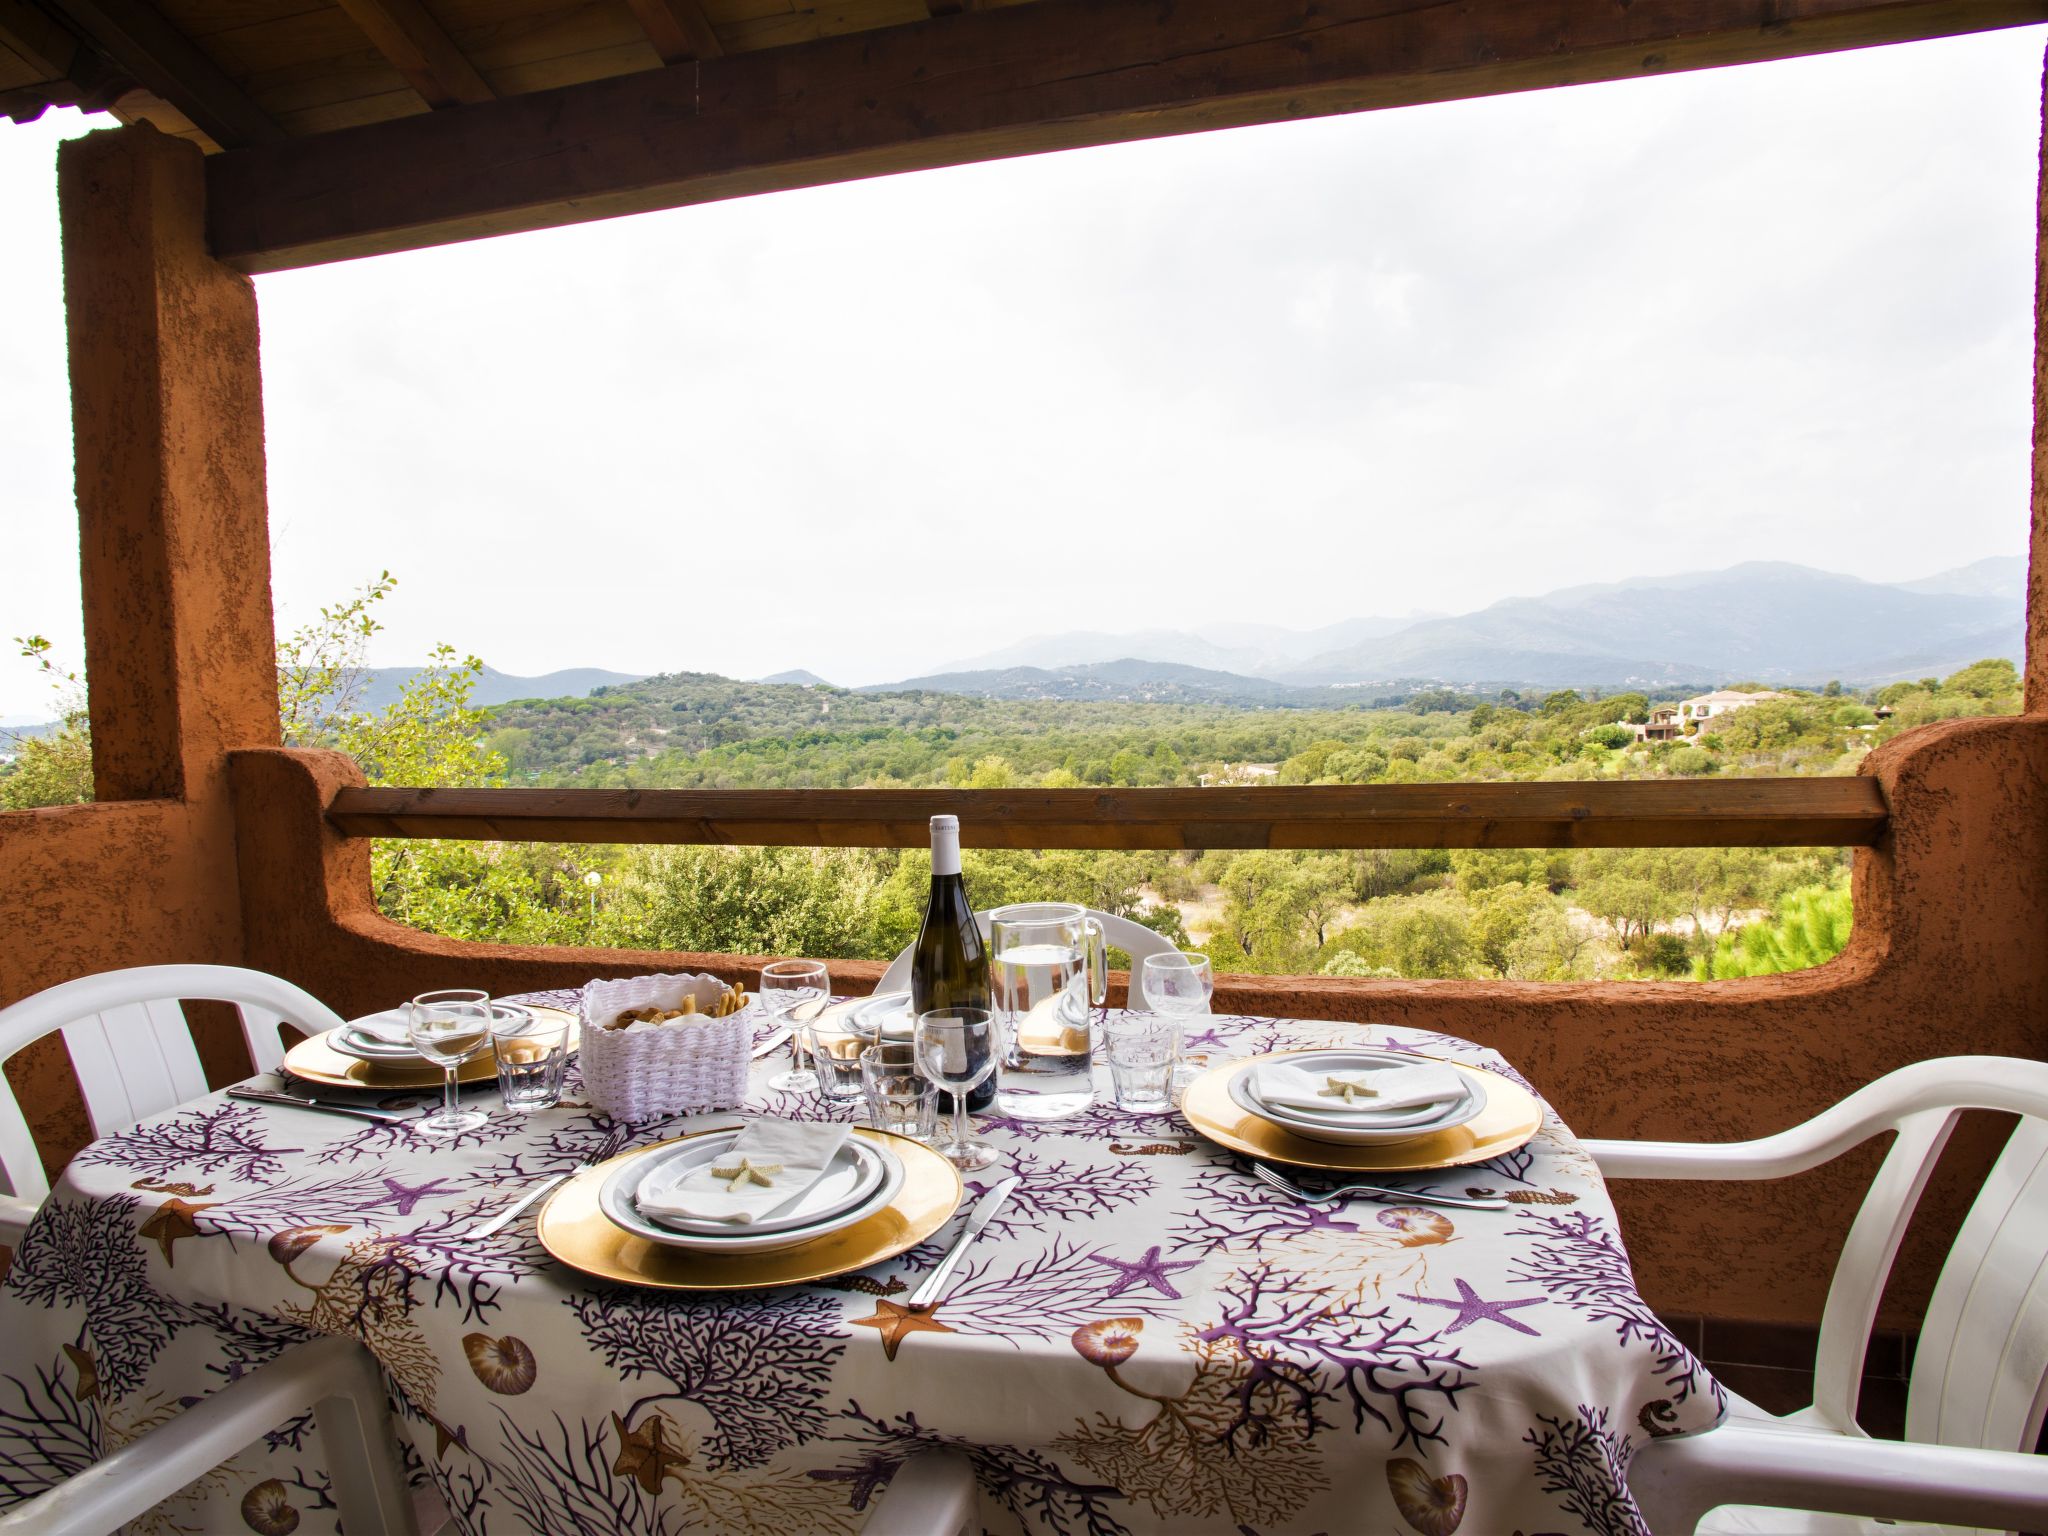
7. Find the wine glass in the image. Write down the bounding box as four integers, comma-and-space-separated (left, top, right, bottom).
1140, 953, 1212, 1098
914, 1007, 1000, 1170
407, 988, 492, 1138
1140, 952, 1213, 1017
761, 959, 830, 1093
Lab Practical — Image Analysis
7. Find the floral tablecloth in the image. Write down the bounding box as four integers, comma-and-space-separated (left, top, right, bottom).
0, 997, 1723, 1535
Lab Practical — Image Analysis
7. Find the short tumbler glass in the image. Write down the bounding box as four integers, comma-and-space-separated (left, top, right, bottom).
808, 1014, 875, 1102
861, 1045, 938, 1142
489, 1004, 570, 1113
1104, 1013, 1180, 1112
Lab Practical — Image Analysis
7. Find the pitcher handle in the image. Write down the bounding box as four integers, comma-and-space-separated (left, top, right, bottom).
1084, 918, 1109, 1009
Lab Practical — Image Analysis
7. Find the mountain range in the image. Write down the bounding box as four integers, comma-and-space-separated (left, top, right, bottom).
906, 557, 2024, 697
350, 665, 646, 712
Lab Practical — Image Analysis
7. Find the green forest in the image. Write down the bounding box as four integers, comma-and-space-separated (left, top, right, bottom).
4, 578, 2021, 982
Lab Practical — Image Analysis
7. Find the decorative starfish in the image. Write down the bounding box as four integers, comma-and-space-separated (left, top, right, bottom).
1318, 1075, 1376, 1105
62, 1343, 97, 1403
381, 1176, 457, 1215
1399, 1277, 1545, 1336
1089, 1244, 1202, 1300
611, 1411, 690, 1494
709, 1157, 782, 1189
851, 1299, 956, 1361
426, 1414, 470, 1459
138, 1196, 218, 1266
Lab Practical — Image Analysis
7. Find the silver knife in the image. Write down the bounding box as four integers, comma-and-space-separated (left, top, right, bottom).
463, 1169, 576, 1240
749, 1024, 795, 1060
907, 1176, 1020, 1312
226, 1086, 411, 1124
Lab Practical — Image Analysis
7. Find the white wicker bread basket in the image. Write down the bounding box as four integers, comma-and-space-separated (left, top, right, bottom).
580, 973, 750, 1121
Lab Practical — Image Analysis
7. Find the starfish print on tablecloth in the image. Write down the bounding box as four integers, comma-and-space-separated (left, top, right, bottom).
138, 1195, 218, 1265
381, 1175, 458, 1215
1089, 1244, 1201, 1300
851, 1300, 955, 1361
612, 1410, 690, 1494
1399, 1277, 1545, 1337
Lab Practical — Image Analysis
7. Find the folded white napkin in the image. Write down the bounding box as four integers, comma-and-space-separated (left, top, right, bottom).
635, 1120, 853, 1226
347, 1007, 414, 1045
1252, 1061, 1465, 1116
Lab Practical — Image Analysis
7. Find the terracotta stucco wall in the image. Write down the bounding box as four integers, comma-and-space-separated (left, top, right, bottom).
0, 122, 279, 1169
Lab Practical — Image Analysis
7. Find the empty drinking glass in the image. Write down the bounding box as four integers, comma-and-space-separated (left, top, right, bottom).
408, 988, 492, 1137
489, 1003, 570, 1112
1139, 952, 1214, 1017
761, 959, 831, 1093
915, 1007, 1000, 1170
1104, 1013, 1179, 1111
861, 1044, 938, 1142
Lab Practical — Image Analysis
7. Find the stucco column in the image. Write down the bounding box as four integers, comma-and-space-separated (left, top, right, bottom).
2029, 46, 2048, 713
60, 120, 281, 804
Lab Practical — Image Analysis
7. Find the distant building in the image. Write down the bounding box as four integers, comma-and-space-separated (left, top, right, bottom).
1684, 689, 1793, 733
1634, 707, 1684, 742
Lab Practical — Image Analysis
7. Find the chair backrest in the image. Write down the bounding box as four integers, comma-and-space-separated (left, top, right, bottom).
874, 908, 1178, 997
1783, 1057, 2048, 1450
0, 965, 347, 1207
1906, 1115, 2048, 1453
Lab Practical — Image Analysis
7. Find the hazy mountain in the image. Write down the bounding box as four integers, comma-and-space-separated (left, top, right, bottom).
1279, 562, 2022, 688
871, 658, 1355, 707
1893, 554, 2026, 603
354, 665, 646, 711
758, 669, 834, 687
934, 614, 1438, 679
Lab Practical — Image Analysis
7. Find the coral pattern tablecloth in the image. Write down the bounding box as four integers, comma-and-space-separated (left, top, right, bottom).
0, 996, 1723, 1535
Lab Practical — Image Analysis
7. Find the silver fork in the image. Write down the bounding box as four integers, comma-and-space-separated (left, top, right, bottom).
1251, 1161, 1509, 1212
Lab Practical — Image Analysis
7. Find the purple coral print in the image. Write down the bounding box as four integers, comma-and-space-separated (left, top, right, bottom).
1196, 1264, 1474, 1453
566, 1288, 843, 1470
823, 1402, 1133, 1536
1526, 1404, 1649, 1536
0, 1357, 98, 1503
1170, 1165, 1377, 1256
73, 1101, 299, 1183
1510, 1212, 1720, 1407
6, 1196, 181, 1399
932, 1238, 1181, 1341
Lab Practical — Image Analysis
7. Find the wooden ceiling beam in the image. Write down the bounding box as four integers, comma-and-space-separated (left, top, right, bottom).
206, 0, 2048, 272
0, 0, 80, 79
48, 0, 281, 145
623, 0, 719, 65
333, 0, 493, 108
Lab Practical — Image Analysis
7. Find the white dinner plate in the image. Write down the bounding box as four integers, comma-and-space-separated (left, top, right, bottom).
331, 1003, 534, 1063
1228, 1049, 1486, 1145
599, 1129, 904, 1253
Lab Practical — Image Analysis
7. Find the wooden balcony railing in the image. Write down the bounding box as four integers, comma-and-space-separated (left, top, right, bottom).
326, 778, 1889, 850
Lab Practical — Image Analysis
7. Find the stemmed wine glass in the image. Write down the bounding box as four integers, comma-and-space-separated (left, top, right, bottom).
761, 959, 831, 1093
1140, 952, 1214, 1017
1140, 953, 1213, 1097
407, 988, 493, 1138
914, 1007, 1000, 1170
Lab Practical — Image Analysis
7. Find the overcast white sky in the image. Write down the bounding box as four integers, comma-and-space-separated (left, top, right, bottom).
3, 25, 2044, 717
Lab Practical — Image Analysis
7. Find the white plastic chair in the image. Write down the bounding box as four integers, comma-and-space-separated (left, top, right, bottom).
0, 1336, 418, 1535
0, 967, 416, 1535
1583, 1055, 2048, 1535
0, 963, 344, 1243
864, 1449, 977, 1535
874, 907, 1177, 997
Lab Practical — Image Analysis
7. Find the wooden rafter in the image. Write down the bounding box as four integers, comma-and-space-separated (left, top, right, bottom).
47, 0, 280, 145
623, 0, 720, 65
325, 780, 1891, 851
0, 0, 79, 79
205, 0, 2048, 271
333, 0, 492, 108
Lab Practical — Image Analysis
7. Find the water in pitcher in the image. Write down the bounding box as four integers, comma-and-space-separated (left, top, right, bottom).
992, 940, 1097, 1119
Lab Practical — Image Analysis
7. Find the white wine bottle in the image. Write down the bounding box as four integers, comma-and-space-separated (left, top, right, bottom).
910, 814, 994, 1112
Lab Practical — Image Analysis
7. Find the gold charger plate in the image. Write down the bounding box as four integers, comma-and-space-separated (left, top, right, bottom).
536, 1126, 963, 1291
282, 1006, 580, 1090
1181, 1050, 1545, 1172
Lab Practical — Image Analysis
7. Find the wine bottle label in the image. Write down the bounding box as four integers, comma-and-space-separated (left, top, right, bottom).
930, 813, 962, 876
